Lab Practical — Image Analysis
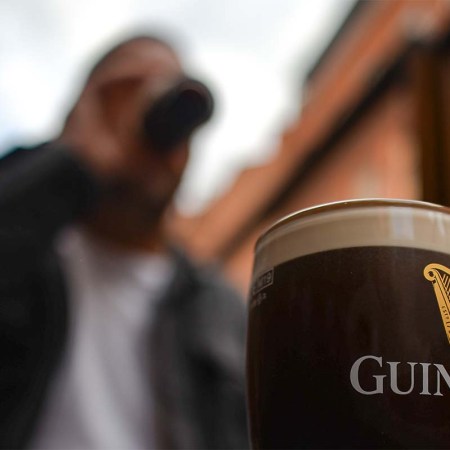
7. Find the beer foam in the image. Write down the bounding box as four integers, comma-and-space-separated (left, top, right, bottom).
254, 200, 450, 276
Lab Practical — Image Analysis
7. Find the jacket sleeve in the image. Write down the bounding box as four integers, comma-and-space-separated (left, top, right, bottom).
0, 143, 101, 267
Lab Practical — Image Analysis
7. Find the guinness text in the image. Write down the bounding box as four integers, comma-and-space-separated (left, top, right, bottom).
350, 355, 450, 396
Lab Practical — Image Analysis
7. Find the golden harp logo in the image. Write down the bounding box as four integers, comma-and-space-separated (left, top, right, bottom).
424, 264, 450, 344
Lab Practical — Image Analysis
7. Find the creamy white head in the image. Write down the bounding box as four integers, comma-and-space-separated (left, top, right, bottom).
254, 199, 450, 277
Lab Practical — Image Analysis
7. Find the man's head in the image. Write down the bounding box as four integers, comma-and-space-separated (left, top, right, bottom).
64, 35, 206, 247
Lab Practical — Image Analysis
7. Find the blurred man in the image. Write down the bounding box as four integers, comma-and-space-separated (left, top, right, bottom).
0, 35, 248, 449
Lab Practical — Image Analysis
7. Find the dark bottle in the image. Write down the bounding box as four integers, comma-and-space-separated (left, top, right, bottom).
142, 77, 214, 153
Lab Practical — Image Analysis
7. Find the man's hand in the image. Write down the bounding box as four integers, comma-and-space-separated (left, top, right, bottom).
57, 83, 129, 183
57, 74, 180, 185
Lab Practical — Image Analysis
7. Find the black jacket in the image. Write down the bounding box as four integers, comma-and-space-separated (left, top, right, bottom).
0, 144, 248, 449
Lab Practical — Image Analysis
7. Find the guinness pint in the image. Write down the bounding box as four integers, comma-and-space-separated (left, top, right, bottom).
247, 199, 450, 449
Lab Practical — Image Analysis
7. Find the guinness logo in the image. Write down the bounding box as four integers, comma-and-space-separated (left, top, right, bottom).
424, 263, 450, 344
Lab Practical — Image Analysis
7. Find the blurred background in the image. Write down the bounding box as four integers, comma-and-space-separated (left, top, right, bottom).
0, 0, 354, 213
1, 0, 450, 295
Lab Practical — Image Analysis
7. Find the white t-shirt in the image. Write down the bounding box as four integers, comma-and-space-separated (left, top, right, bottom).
30, 227, 174, 449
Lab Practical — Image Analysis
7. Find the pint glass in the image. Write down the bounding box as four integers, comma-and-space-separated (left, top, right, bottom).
247, 199, 450, 449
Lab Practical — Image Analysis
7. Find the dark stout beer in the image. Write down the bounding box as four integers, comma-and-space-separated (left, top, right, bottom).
247, 200, 450, 449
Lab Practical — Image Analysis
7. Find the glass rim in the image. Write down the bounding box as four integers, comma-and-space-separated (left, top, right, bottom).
256, 198, 450, 250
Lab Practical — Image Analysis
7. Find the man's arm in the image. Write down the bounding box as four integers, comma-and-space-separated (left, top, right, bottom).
0, 144, 101, 266
0, 76, 139, 266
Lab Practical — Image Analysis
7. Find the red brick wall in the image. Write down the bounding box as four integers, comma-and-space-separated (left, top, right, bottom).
169, 0, 450, 296
224, 82, 421, 295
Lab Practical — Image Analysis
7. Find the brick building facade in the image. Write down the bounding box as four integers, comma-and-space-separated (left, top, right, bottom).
169, 0, 450, 295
